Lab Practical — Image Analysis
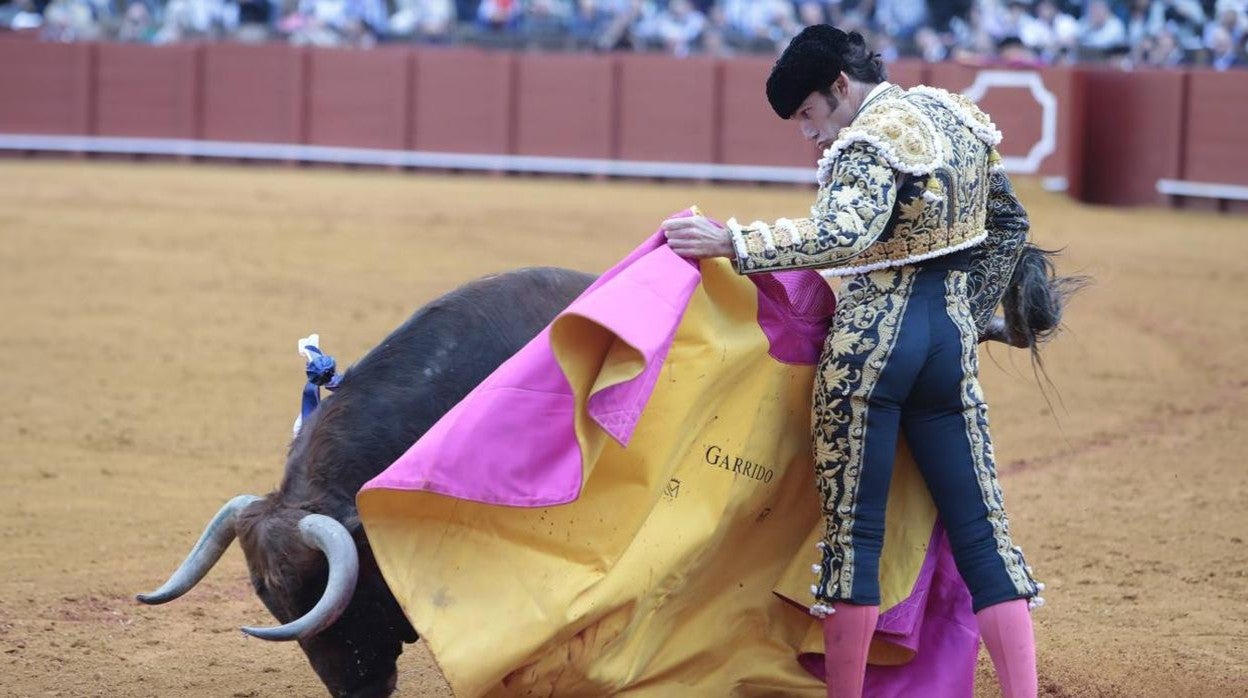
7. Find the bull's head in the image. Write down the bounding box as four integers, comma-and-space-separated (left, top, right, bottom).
137, 495, 416, 698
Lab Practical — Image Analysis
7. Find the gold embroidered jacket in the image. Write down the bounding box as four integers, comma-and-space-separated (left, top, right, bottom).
728, 85, 1030, 332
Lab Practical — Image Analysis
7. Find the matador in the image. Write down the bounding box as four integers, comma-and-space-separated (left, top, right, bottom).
662, 24, 1069, 698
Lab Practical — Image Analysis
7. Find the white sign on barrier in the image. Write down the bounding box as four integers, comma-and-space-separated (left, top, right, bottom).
962, 70, 1058, 177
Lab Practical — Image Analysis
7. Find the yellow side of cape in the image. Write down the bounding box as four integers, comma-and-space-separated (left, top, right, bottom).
358, 260, 937, 696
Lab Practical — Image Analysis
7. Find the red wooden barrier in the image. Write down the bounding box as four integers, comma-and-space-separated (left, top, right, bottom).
886, 59, 927, 89
201, 43, 304, 144
305, 46, 410, 149
617, 54, 718, 163
411, 48, 513, 155
718, 56, 816, 169
513, 53, 615, 159
94, 43, 199, 138
1183, 70, 1248, 188
0, 42, 93, 135
1078, 68, 1185, 206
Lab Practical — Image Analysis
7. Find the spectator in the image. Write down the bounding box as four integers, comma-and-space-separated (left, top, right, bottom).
1150, 0, 1207, 50
1145, 26, 1186, 65
344, 0, 388, 35
1131, 33, 1152, 64
476, 0, 519, 32
389, 0, 455, 40
9, 0, 44, 28
230, 0, 275, 42
699, 20, 733, 56
914, 24, 949, 61
9, 0, 1248, 72
927, 0, 974, 32
1079, 0, 1126, 51
593, 0, 658, 50
1102, 41, 1135, 69
1206, 23, 1240, 68
721, 0, 796, 52
340, 14, 375, 45
654, 0, 704, 56
152, 0, 197, 41
41, 0, 99, 38
83, 0, 114, 23
873, 0, 927, 40
998, 34, 1043, 64
950, 2, 998, 59
176, 0, 229, 35
1124, 0, 1152, 47
116, 0, 158, 40
569, 0, 622, 47
998, 0, 1032, 42
1021, 0, 1079, 59
279, 0, 344, 44
1204, 0, 1247, 47
697, 1, 732, 53
279, 0, 384, 42
796, 1, 826, 28
520, 0, 573, 47
969, 0, 1011, 41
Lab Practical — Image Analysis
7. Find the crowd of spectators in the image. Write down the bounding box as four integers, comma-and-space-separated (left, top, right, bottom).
2, 0, 1246, 70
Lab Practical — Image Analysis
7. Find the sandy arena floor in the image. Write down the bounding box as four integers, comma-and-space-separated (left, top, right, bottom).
0, 160, 1245, 697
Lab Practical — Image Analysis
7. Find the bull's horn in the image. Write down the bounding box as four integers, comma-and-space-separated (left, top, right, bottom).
136, 494, 263, 605
241, 514, 359, 641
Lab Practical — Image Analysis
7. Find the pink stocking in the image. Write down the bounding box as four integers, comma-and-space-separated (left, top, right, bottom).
822, 603, 879, 698
976, 599, 1037, 698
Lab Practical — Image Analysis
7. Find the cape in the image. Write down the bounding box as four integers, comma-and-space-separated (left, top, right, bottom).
357, 220, 979, 697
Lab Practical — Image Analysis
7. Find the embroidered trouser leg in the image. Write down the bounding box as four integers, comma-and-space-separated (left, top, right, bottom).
811, 266, 1040, 612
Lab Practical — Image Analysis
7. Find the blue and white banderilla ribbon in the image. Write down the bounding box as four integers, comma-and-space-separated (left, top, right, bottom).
293, 333, 343, 438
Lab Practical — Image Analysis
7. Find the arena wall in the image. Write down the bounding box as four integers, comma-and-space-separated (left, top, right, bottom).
0, 39, 1243, 209
1078, 68, 1185, 207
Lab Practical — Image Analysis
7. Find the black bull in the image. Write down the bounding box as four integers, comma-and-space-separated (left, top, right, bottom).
137, 267, 596, 698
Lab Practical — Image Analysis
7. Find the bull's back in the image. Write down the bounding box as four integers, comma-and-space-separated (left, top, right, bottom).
284, 267, 594, 500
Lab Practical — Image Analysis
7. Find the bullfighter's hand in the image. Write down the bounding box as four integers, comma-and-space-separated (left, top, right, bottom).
661, 215, 735, 260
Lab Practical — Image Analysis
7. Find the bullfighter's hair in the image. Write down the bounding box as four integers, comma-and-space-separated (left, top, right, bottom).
766, 25, 887, 119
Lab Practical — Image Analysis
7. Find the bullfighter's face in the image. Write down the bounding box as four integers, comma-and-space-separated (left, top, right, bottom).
792, 73, 858, 153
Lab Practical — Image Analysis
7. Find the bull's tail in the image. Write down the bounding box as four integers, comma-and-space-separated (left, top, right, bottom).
1002, 243, 1089, 362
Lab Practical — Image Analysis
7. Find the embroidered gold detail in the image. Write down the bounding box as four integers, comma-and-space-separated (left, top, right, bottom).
733, 142, 896, 275
909, 85, 1004, 147
810, 267, 917, 603
734, 85, 1001, 279
944, 272, 1038, 597
818, 88, 942, 183
968, 170, 1030, 332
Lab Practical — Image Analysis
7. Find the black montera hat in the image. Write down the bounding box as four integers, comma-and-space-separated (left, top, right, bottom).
766, 25, 850, 119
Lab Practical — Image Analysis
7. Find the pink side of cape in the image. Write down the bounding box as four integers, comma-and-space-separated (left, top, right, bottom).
360, 230, 702, 507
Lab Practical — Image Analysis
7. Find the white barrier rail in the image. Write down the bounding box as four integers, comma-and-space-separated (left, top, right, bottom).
1157, 179, 1248, 202
0, 134, 818, 184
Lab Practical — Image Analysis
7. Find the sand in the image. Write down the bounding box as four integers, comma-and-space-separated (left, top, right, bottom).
1, 160, 1244, 697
